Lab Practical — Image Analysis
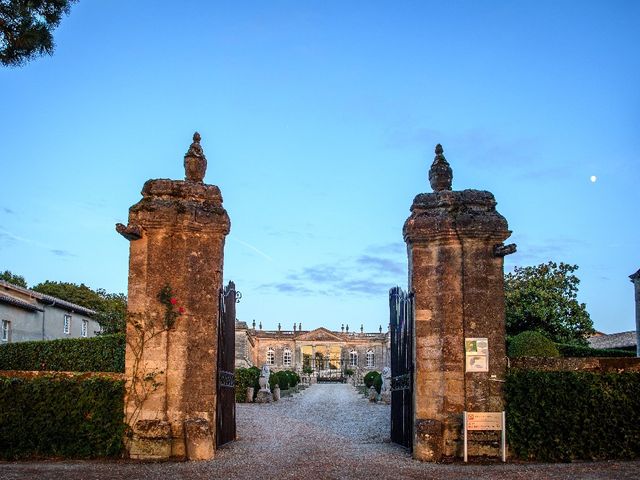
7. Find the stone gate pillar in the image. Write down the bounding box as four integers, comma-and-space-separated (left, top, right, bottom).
404, 145, 515, 461
630, 269, 640, 357
117, 132, 230, 460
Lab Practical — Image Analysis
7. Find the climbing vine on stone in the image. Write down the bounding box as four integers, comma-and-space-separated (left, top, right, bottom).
124, 284, 184, 429
157, 283, 185, 328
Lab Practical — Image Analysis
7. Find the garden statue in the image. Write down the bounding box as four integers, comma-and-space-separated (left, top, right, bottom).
381, 367, 391, 393
259, 364, 271, 392
381, 367, 392, 404
255, 364, 273, 403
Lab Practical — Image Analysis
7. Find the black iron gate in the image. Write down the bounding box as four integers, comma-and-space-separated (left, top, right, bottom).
389, 286, 414, 450
216, 281, 238, 447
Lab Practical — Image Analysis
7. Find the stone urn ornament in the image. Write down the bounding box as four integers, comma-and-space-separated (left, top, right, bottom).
184, 132, 207, 183
428, 144, 453, 192
273, 385, 281, 401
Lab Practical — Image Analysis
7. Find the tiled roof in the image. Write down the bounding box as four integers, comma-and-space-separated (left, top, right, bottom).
0, 293, 44, 312
0, 280, 96, 317
588, 331, 637, 350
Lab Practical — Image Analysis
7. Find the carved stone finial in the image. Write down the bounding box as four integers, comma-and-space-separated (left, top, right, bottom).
428, 143, 453, 192
115, 222, 142, 241
184, 131, 207, 183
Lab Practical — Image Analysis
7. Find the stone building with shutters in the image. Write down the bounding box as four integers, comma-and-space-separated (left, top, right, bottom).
0, 280, 100, 343
235, 320, 389, 377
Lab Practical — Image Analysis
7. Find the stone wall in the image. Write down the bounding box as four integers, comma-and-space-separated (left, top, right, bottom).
510, 357, 640, 372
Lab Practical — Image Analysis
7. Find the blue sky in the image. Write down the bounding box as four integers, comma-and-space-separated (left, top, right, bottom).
1, 1, 638, 334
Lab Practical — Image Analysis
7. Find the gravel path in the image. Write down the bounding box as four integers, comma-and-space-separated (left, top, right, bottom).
1, 383, 639, 479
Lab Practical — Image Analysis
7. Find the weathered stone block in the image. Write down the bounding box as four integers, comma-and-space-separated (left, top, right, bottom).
414, 419, 443, 462
127, 419, 172, 460
184, 417, 215, 460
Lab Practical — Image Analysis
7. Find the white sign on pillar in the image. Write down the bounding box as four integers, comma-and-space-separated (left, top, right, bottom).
465, 337, 489, 372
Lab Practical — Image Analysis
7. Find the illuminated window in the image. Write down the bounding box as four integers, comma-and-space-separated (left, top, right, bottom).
266, 348, 275, 365
349, 350, 358, 367
366, 349, 374, 368
283, 348, 292, 367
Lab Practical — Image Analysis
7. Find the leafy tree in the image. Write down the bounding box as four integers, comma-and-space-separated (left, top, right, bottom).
0, 269, 27, 287
0, 0, 77, 67
505, 261, 594, 345
32, 280, 126, 334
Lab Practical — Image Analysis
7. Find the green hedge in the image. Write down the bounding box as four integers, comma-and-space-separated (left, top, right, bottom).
235, 367, 260, 402
270, 370, 300, 391
508, 331, 560, 358
364, 371, 382, 393
556, 343, 636, 358
0, 334, 125, 372
0, 375, 125, 459
506, 370, 640, 461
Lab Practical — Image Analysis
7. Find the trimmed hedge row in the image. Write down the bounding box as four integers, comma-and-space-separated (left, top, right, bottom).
235, 368, 302, 402
506, 370, 640, 461
0, 334, 125, 372
0, 375, 125, 459
507, 331, 636, 358
269, 370, 300, 391
556, 343, 635, 358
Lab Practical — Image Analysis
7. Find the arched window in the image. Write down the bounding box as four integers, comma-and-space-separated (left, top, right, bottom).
366, 349, 375, 368
349, 350, 358, 367
283, 348, 292, 367
266, 348, 275, 365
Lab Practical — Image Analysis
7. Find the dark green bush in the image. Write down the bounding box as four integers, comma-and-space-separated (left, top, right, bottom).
506, 370, 640, 461
364, 371, 382, 393
234, 367, 260, 402
0, 375, 125, 459
282, 370, 300, 388
289, 370, 300, 387
275, 371, 290, 390
508, 331, 560, 358
0, 334, 125, 372
556, 343, 635, 358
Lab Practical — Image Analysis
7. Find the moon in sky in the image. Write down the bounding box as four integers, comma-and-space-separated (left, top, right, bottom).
590, 175, 597, 183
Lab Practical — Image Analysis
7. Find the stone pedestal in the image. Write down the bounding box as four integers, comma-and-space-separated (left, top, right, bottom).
118, 133, 230, 460
368, 386, 378, 402
255, 389, 273, 403
404, 145, 514, 461
246, 387, 255, 403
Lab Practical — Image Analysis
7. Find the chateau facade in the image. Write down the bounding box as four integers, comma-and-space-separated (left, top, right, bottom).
235, 321, 390, 376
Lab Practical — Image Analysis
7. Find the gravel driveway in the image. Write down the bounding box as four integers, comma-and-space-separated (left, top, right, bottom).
1, 383, 638, 479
